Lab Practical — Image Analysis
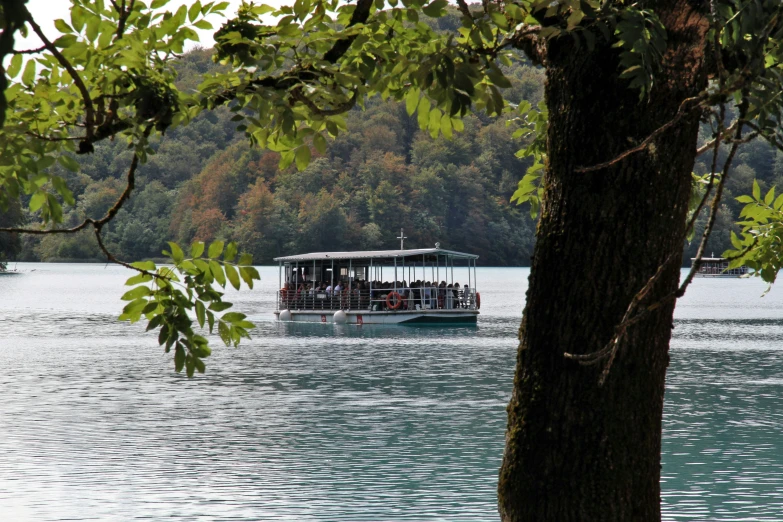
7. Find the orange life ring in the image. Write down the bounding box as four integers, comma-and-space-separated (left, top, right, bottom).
386, 291, 403, 310
476, 292, 481, 309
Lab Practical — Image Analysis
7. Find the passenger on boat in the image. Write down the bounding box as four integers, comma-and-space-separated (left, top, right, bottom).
281, 282, 291, 307
445, 283, 454, 309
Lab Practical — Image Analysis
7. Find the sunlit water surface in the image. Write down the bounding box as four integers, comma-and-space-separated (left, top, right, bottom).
1, 264, 781, 521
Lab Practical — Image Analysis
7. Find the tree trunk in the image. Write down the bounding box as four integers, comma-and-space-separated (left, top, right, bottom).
498, 2, 709, 520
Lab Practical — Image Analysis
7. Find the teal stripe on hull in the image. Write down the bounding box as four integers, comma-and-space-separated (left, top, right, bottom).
399, 314, 478, 325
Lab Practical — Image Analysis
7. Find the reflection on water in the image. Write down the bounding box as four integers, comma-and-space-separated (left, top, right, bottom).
1, 265, 783, 520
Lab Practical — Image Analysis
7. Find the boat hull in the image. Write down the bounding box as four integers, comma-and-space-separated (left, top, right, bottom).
274, 309, 478, 324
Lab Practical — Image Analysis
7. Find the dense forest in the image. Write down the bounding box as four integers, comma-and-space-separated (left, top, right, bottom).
1, 12, 780, 266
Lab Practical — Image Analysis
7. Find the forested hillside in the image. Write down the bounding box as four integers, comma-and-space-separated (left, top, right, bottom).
5, 23, 782, 266
13, 42, 545, 266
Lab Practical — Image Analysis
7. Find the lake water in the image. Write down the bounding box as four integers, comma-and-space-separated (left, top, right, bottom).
0, 264, 781, 521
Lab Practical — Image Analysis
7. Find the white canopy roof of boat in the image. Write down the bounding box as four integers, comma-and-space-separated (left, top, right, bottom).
274, 248, 479, 262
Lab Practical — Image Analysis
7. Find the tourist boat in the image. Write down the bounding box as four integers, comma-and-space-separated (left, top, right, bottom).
691, 256, 748, 277
273, 246, 480, 324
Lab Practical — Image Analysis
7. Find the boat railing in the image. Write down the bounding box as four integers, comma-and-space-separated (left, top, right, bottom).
696, 263, 748, 276
276, 287, 477, 312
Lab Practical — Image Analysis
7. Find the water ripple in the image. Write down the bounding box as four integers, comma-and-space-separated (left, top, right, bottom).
2, 265, 783, 520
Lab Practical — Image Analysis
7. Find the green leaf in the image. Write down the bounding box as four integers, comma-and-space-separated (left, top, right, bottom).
151, 0, 170, 8
224, 242, 237, 262
58, 155, 79, 172
490, 11, 508, 30
222, 312, 247, 323
194, 357, 206, 374
195, 300, 206, 328
313, 133, 327, 154
146, 314, 163, 332
765, 187, 775, 206
121, 286, 151, 301
239, 266, 260, 289
405, 88, 420, 116
126, 273, 153, 286
167, 241, 184, 263
753, 179, 761, 200
422, 0, 447, 17
441, 112, 453, 139
71, 6, 85, 32
296, 145, 311, 171
208, 240, 224, 258
21, 59, 36, 86
29, 192, 46, 212
225, 263, 241, 290
131, 260, 156, 271
238, 253, 253, 266
417, 97, 431, 129
218, 320, 231, 346
209, 259, 226, 286
174, 344, 185, 372
209, 301, 233, 312
7, 54, 22, 78
122, 298, 148, 316
188, 0, 202, 22
54, 19, 73, 34
191, 241, 205, 258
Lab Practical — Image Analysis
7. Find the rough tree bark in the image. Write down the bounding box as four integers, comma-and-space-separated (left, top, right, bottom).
498, 1, 710, 520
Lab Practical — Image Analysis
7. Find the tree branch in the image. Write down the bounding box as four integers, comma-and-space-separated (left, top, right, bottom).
290, 86, 359, 116
0, 126, 151, 235
576, 94, 706, 173
212, 0, 374, 107
676, 97, 747, 299
23, 7, 96, 139
564, 87, 751, 384
12, 45, 45, 54
322, 0, 374, 64
455, 0, 472, 19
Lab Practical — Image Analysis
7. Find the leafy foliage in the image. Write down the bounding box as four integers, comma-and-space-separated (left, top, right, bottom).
724, 181, 783, 284
120, 240, 260, 376
509, 100, 548, 218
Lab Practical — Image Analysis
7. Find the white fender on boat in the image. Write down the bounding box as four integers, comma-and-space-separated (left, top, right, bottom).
333, 310, 347, 324
279, 309, 292, 321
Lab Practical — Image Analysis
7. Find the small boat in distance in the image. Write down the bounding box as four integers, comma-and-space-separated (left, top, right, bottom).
692, 255, 748, 277
273, 241, 480, 324
0, 262, 20, 276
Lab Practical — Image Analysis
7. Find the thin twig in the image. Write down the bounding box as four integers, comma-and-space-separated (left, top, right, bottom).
696, 120, 737, 156
26, 131, 85, 142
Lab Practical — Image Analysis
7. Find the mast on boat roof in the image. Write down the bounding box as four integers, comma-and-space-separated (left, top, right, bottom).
397, 228, 407, 250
